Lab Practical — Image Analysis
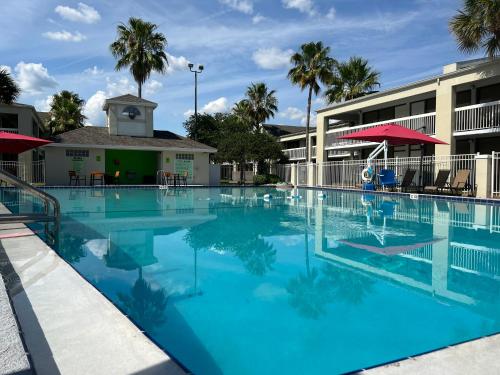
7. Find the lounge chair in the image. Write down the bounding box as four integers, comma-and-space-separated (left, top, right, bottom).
423, 169, 450, 194
446, 169, 471, 196
68, 170, 86, 186
398, 169, 416, 192
379, 169, 398, 190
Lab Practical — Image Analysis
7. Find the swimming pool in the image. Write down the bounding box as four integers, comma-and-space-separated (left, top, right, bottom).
25, 187, 500, 373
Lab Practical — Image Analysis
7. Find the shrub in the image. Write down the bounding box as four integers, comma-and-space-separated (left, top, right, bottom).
253, 174, 282, 185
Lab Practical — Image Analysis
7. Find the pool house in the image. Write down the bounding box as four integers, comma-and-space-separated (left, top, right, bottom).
43, 94, 216, 186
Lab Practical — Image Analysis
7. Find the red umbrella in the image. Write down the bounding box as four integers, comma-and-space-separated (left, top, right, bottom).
0, 131, 52, 154
338, 123, 447, 145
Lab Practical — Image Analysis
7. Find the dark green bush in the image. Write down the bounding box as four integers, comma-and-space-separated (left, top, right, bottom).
253, 174, 282, 185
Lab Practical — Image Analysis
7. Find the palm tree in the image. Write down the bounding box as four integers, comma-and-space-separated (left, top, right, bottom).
288, 42, 336, 162
234, 82, 278, 131
0, 68, 20, 104
325, 57, 380, 104
110, 17, 168, 98
47, 90, 86, 135
450, 0, 500, 58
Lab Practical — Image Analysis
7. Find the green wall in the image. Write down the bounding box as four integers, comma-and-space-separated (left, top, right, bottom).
105, 149, 158, 184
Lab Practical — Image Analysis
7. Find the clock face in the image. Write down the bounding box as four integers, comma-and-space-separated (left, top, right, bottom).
122, 106, 141, 119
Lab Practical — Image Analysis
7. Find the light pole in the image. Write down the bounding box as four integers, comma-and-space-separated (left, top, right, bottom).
188, 63, 203, 141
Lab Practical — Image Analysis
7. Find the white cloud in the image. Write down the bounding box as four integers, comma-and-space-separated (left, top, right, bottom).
144, 79, 163, 95
280, 106, 316, 126
219, 0, 253, 14
34, 95, 53, 112
165, 53, 190, 74
54, 3, 100, 24
252, 14, 265, 24
183, 109, 195, 117
105, 77, 135, 97
83, 90, 106, 125
184, 97, 230, 117
252, 47, 293, 70
203, 97, 229, 114
326, 7, 336, 20
43, 30, 86, 42
84, 66, 103, 76
0, 65, 12, 74
14, 62, 58, 95
282, 0, 316, 16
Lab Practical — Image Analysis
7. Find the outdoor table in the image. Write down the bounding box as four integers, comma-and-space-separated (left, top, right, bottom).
90, 171, 105, 186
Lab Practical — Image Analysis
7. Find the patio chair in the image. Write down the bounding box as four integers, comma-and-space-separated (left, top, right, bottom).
68, 170, 86, 186
379, 169, 398, 190
164, 172, 174, 185
179, 170, 188, 186
446, 169, 471, 196
398, 169, 416, 192
423, 169, 450, 194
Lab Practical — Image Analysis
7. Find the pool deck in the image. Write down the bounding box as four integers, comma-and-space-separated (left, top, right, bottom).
0, 206, 184, 375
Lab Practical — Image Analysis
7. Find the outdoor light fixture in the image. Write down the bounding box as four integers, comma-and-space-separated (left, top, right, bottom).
188, 63, 204, 141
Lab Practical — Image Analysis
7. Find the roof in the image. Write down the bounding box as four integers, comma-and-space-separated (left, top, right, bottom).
48, 126, 216, 152
37, 111, 50, 123
263, 123, 316, 137
317, 56, 500, 114
103, 94, 157, 109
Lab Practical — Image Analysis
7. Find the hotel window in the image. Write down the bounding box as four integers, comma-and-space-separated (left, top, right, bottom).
0, 113, 18, 129
66, 149, 89, 158
456, 90, 472, 108
176, 153, 194, 160
477, 83, 500, 104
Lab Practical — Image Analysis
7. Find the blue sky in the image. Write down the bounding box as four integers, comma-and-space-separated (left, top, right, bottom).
0, 0, 478, 135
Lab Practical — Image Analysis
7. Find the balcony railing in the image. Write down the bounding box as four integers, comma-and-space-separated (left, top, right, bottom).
455, 100, 500, 133
283, 146, 317, 160
325, 112, 436, 149
0, 128, 19, 134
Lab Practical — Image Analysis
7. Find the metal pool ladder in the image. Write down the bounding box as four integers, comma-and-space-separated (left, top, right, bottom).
0, 169, 60, 245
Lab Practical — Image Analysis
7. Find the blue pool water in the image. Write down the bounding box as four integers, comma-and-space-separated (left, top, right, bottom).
15, 187, 500, 374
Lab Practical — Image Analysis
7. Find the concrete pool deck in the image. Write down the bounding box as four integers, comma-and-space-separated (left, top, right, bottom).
0, 207, 184, 375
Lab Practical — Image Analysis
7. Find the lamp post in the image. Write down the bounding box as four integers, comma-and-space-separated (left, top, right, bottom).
188, 63, 204, 141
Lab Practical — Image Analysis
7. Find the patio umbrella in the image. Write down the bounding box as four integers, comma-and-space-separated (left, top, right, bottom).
0, 131, 52, 154
338, 123, 447, 188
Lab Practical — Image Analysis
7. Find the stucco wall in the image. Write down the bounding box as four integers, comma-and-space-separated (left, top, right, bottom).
44, 147, 105, 185
159, 151, 210, 185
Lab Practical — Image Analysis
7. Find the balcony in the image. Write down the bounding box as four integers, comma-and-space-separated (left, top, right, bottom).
325, 112, 436, 150
283, 146, 316, 160
454, 100, 500, 135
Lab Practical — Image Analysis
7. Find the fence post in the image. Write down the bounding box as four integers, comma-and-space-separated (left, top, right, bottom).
475, 154, 492, 198
341, 160, 345, 189
492, 151, 496, 197
291, 163, 298, 187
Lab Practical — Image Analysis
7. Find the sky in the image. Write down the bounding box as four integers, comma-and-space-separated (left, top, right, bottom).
0, 0, 480, 135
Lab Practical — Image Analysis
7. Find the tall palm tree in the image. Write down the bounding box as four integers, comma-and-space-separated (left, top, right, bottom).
0, 68, 20, 104
288, 42, 336, 162
450, 0, 500, 58
110, 17, 168, 98
234, 82, 278, 131
325, 57, 380, 104
47, 90, 86, 135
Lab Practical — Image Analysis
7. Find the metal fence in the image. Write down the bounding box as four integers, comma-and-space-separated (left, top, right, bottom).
318, 154, 476, 193
492, 152, 500, 197
0, 160, 46, 185
220, 164, 233, 181
275, 164, 292, 183
297, 163, 309, 186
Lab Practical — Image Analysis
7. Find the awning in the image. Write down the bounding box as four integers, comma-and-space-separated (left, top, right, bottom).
0, 131, 52, 154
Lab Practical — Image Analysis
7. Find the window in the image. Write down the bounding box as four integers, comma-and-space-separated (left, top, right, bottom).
410, 101, 425, 116
66, 149, 89, 157
362, 106, 395, 124
477, 83, 500, 104
176, 153, 194, 160
456, 90, 472, 108
0, 113, 18, 129
425, 98, 436, 113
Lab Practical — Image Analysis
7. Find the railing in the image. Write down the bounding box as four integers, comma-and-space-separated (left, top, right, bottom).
450, 243, 500, 278
455, 100, 500, 133
31, 160, 45, 185
283, 147, 306, 160
0, 161, 46, 185
297, 163, 310, 186
318, 154, 476, 193
0, 161, 25, 180
275, 164, 292, 183
0, 128, 19, 134
325, 112, 436, 149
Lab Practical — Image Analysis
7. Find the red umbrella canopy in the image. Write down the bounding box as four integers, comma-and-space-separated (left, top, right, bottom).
338, 123, 448, 146
0, 131, 52, 154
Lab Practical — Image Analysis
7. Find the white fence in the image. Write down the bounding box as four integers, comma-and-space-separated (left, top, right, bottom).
0, 160, 46, 185
318, 154, 476, 192
492, 152, 500, 197
275, 164, 292, 183
455, 100, 500, 133
283, 147, 306, 160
